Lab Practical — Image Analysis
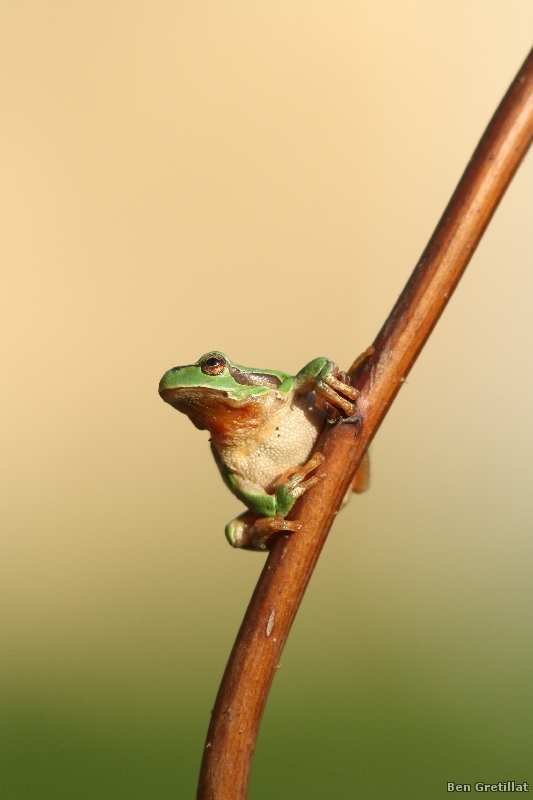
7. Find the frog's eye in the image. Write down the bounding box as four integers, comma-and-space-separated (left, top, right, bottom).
201, 353, 227, 376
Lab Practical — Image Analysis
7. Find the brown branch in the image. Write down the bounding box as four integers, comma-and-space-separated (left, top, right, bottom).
197, 47, 533, 800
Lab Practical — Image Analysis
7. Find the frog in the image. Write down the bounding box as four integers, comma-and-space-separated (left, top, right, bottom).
158, 351, 370, 551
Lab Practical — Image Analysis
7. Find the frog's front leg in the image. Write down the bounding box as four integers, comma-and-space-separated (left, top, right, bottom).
295, 357, 361, 419
225, 452, 326, 550
316, 366, 360, 420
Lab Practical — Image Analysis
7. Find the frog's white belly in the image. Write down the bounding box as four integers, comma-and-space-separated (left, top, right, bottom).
221, 394, 325, 493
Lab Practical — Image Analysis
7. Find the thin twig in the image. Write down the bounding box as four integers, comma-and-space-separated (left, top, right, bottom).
197, 47, 533, 800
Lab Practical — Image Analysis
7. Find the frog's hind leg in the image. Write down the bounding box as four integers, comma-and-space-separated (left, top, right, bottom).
225, 511, 301, 551
340, 449, 370, 508
351, 449, 370, 493
347, 346, 375, 380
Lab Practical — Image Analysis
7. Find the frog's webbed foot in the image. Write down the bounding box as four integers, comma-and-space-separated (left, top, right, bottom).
347, 346, 375, 380
315, 365, 360, 420
316, 348, 375, 423
226, 511, 301, 551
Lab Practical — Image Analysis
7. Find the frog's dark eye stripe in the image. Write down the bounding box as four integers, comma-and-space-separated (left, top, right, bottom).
201, 353, 227, 376
229, 366, 281, 388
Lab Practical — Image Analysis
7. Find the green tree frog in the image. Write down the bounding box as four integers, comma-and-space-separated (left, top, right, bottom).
159, 352, 369, 550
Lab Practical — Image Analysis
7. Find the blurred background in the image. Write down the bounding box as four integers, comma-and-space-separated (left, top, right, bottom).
1, 2, 532, 797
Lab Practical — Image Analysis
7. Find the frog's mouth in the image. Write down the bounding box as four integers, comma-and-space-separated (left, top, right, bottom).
159, 386, 268, 437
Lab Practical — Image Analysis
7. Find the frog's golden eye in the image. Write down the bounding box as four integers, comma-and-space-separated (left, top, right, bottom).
201, 353, 227, 376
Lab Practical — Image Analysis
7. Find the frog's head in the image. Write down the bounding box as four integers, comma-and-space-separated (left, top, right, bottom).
159, 352, 292, 438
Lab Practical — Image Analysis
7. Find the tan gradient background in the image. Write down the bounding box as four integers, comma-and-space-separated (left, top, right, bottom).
1, 3, 532, 798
